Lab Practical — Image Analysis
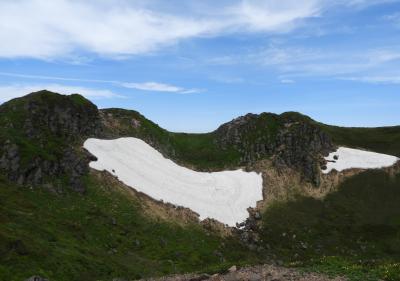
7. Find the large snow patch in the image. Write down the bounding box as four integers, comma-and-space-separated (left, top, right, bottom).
84, 138, 263, 226
323, 147, 398, 174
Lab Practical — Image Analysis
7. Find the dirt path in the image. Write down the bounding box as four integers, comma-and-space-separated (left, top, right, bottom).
139, 264, 347, 281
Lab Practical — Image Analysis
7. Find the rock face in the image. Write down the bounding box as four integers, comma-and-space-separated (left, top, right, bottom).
0, 91, 102, 192
215, 112, 335, 185
99, 108, 175, 158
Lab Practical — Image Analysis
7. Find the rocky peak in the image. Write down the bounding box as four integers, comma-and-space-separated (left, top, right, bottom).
215, 112, 335, 185
0, 90, 100, 139
0, 91, 102, 193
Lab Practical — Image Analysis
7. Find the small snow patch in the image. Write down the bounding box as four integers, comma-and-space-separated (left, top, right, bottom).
84, 138, 263, 226
323, 147, 398, 174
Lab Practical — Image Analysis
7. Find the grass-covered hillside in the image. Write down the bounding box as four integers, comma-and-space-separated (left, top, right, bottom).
260, 169, 400, 281
101, 108, 241, 170
0, 174, 259, 281
319, 124, 400, 157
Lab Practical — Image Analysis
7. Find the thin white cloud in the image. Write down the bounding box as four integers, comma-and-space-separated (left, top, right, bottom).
260, 46, 325, 66
0, 72, 115, 84
226, 0, 321, 32
207, 45, 400, 84
211, 76, 245, 84
0, 0, 326, 59
213, 45, 400, 78
383, 12, 400, 28
0, 72, 201, 94
0, 84, 123, 103
280, 79, 295, 84
122, 82, 182, 92
122, 82, 202, 94
325, 0, 400, 9
342, 76, 400, 84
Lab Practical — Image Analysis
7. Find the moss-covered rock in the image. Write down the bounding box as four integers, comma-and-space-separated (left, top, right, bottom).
0, 90, 101, 192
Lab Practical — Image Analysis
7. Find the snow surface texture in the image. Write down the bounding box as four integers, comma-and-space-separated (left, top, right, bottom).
84, 138, 263, 226
323, 147, 398, 174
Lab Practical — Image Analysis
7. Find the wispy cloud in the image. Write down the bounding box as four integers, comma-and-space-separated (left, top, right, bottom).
208, 45, 400, 82
0, 72, 115, 83
205, 42, 400, 87
342, 76, 400, 84
383, 12, 400, 28
0, 0, 337, 59
121, 82, 202, 94
280, 79, 295, 84
0, 84, 123, 103
338, 0, 399, 7
0, 72, 201, 94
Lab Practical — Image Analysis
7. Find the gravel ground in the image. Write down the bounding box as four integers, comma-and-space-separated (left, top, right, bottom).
138, 264, 348, 281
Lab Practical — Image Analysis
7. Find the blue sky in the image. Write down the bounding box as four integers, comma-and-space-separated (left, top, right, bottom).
0, 0, 399, 132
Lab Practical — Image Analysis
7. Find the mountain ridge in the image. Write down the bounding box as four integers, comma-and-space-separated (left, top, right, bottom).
1, 90, 399, 194
1, 90, 400, 281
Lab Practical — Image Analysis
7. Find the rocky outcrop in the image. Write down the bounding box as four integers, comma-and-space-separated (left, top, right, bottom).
0, 141, 96, 193
99, 108, 175, 158
0, 91, 102, 192
215, 112, 335, 185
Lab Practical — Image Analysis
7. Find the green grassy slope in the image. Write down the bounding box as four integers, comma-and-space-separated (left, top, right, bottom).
260, 169, 400, 281
319, 125, 400, 157
0, 175, 259, 281
102, 108, 242, 170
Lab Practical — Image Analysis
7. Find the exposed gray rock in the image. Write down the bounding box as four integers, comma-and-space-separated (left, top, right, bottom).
0, 91, 102, 193
215, 112, 335, 186
228, 265, 237, 272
